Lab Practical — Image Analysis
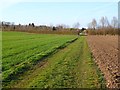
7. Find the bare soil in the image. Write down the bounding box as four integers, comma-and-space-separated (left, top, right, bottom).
87, 35, 120, 88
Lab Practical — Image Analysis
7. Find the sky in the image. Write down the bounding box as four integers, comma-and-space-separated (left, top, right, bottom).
1, 0, 118, 28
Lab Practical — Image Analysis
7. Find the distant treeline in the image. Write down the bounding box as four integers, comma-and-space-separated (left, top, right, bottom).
0, 21, 79, 35
87, 16, 119, 35
1, 16, 119, 35
87, 28, 119, 35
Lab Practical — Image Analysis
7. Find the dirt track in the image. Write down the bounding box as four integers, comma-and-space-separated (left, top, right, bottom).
87, 35, 120, 88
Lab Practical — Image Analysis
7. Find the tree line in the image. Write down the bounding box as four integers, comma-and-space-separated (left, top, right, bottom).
0, 16, 119, 35
87, 16, 119, 35
0, 21, 81, 32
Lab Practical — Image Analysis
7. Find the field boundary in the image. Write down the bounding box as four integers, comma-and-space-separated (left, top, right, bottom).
86, 40, 106, 87
90, 52, 106, 88
87, 35, 119, 88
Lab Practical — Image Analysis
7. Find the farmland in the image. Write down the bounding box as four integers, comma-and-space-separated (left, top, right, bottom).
1, 1, 119, 89
2, 32, 77, 86
2, 31, 105, 88
87, 35, 119, 88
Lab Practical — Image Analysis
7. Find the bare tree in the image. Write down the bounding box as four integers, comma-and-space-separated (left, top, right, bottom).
111, 16, 118, 29
73, 22, 80, 29
100, 16, 105, 28
56, 24, 64, 29
91, 19, 97, 30
99, 16, 110, 28
56, 24, 69, 29
104, 16, 110, 27
61, 24, 70, 29
64, 24, 70, 28
11, 22, 14, 26
49, 23, 53, 28
87, 22, 92, 29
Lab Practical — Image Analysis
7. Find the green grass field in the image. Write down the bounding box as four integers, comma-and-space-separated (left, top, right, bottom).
2, 31, 105, 88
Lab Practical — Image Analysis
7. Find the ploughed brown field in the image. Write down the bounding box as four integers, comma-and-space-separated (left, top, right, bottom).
87, 35, 120, 88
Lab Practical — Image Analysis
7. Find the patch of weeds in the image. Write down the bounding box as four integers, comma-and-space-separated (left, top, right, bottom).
90, 52, 106, 88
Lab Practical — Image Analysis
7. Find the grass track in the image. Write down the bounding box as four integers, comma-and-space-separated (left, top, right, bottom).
5, 36, 105, 88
